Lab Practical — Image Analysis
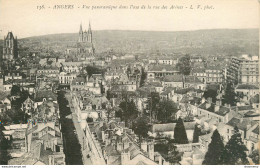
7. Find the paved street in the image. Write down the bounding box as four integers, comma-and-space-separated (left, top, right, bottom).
65, 93, 93, 165
57, 91, 83, 165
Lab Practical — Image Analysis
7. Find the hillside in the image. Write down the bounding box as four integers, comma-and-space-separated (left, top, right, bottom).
0, 29, 259, 57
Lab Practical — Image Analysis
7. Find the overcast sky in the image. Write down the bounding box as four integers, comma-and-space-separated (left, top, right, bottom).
0, 0, 259, 38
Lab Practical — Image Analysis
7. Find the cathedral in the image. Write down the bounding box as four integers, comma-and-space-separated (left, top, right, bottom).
77, 22, 95, 56
2, 32, 18, 60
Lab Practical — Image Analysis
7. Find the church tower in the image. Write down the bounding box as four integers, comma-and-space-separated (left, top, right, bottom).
77, 21, 95, 56
2, 32, 18, 61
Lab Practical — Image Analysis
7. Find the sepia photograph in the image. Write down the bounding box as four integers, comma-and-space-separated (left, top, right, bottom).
0, 0, 259, 166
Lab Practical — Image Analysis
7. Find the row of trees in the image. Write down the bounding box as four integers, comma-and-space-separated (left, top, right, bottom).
203, 127, 249, 165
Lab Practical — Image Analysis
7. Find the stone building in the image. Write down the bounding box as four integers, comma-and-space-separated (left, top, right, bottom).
2, 32, 18, 60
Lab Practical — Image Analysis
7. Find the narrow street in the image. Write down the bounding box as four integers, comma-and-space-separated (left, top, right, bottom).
65, 93, 93, 164
57, 91, 83, 165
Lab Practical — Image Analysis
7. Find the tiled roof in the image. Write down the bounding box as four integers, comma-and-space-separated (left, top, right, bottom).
62, 62, 83, 67
227, 118, 258, 131
252, 125, 259, 135
148, 64, 178, 72
184, 76, 202, 83
250, 94, 259, 104
163, 75, 183, 82
152, 122, 195, 133
35, 90, 57, 102
175, 87, 195, 95
72, 77, 86, 84
236, 84, 259, 90
198, 102, 230, 116
237, 105, 254, 111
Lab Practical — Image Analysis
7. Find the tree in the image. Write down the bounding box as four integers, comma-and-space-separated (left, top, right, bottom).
156, 100, 178, 123
203, 89, 218, 103
148, 92, 160, 120
0, 125, 11, 164
132, 116, 150, 141
11, 85, 20, 96
203, 129, 225, 165
174, 117, 188, 144
118, 99, 139, 127
85, 65, 105, 77
192, 124, 201, 143
220, 126, 249, 165
249, 149, 259, 164
140, 67, 147, 87
167, 143, 181, 164
222, 82, 237, 106
176, 54, 191, 75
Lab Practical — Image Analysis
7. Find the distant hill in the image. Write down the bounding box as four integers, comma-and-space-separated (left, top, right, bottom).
1, 29, 259, 57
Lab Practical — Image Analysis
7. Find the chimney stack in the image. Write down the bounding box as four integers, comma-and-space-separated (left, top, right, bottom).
148, 141, 155, 161
121, 151, 130, 165
141, 141, 148, 152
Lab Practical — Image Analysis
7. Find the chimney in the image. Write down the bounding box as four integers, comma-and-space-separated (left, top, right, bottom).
123, 142, 129, 150
121, 151, 130, 165
214, 104, 220, 112
148, 142, 155, 161
116, 142, 123, 151
207, 97, 212, 104
141, 141, 148, 152
158, 155, 162, 165
201, 97, 206, 104
101, 131, 105, 142
216, 100, 222, 106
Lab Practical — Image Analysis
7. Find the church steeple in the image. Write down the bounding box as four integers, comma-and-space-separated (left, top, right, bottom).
79, 22, 83, 33
87, 21, 92, 43
79, 23, 84, 42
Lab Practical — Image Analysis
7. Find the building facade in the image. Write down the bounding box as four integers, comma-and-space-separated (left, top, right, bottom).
227, 55, 259, 85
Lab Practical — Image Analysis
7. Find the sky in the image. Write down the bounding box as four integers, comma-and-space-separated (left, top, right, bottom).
0, 0, 259, 38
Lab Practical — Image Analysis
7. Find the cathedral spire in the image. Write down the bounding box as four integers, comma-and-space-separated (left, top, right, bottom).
88, 21, 92, 33
79, 22, 83, 34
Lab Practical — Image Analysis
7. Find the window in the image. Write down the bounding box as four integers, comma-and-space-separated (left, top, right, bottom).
227, 129, 229, 133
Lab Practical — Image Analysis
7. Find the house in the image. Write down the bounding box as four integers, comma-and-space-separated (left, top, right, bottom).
61, 62, 83, 73
197, 99, 235, 124
191, 68, 206, 83
0, 92, 11, 110
3, 80, 13, 92
149, 122, 196, 142
36, 67, 60, 78
184, 76, 206, 91
4, 71, 23, 82
218, 117, 258, 147
205, 66, 223, 84
8, 121, 65, 165
245, 125, 259, 154
3, 124, 28, 158
91, 121, 169, 165
147, 64, 179, 81
71, 76, 87, 91
59, 72, 77, 84
162, 75, 183, 88
34, 90, 57, 107
250, 94, 259, 109
235, 84, 259, 103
